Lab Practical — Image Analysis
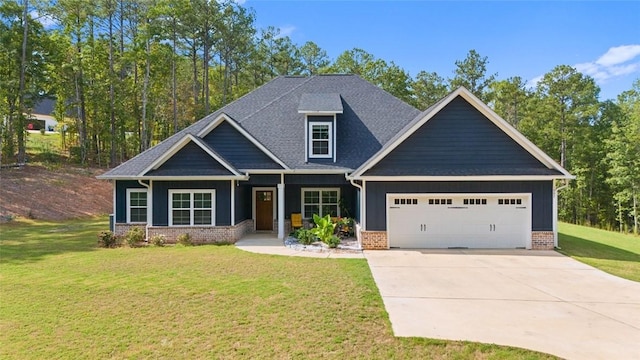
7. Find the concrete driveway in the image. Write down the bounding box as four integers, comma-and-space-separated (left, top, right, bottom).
364, 249, 640, 360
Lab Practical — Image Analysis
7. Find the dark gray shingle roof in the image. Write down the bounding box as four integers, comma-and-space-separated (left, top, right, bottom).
297, 93, 343, 113
100, 75, 421, 178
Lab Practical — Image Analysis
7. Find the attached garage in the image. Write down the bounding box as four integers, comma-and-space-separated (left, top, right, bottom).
387, 193, 531, 249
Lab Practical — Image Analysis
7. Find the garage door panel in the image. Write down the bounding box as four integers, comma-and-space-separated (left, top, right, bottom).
387, 194, 530, 249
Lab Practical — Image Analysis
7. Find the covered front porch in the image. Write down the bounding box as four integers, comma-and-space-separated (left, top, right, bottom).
236, 173, 359, 239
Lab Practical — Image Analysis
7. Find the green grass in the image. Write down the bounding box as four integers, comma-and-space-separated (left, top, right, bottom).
0, 217, 555, 359
558, 222, 640, 282
26, 132, 66, 165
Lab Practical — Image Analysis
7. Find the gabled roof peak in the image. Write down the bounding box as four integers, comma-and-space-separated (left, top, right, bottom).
349, 86, 573, 179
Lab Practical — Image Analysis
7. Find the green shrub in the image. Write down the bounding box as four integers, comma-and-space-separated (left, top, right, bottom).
336, 217, 354, 237
325, 235, 341, 248
310, 214, 337, 245
124, 227, 145, 247
97, 231, 120, 248
150, 234, 166, 247
294, 228, 316, 245
176, 233, 193, 246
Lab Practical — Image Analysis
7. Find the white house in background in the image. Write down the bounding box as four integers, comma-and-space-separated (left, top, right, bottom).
27, 97, 58, 132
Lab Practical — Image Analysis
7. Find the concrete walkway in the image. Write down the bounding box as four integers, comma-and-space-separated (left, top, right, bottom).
235, 233, 364, 259
365, 249, 640, 360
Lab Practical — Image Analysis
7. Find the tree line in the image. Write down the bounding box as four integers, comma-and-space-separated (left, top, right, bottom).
1, 0, 638, 234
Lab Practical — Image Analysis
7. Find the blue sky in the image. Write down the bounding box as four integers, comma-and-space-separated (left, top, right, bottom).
247, 1, 640, 100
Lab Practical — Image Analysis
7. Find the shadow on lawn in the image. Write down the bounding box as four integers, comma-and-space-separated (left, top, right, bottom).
558, 234, 640, 262
0, 218, 105, 264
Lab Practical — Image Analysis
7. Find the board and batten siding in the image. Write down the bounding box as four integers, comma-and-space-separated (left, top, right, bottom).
203, 121, 283, 170
152, 180, 231, 226
365, 181, 553, 231
115, 180, 147, 223
364, 96, 555, 176
235, 184, 251, 223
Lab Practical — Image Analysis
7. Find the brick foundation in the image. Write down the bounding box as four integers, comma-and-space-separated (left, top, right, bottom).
114, 219, 254, 245
113, 223, 145, 237
361, 231, 388, 250
531, 231, 554, 250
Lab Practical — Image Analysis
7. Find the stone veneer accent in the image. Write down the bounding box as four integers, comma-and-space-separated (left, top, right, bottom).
114, 219, 254, 245
361, 231, 388, 250
531, 231, 555, 250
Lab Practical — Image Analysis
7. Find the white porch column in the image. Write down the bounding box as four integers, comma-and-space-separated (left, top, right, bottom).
553, 182, 558, 248
231, 180, 235, 226
277, 182, 285, 239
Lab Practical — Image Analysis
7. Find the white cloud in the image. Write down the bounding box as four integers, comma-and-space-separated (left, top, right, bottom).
607, 63, 640, 77
277, 25, 296, 38
529, 44, 640, 87
595, 45, 640, 66
29, 10, 57, 29
526, 75, 543, 88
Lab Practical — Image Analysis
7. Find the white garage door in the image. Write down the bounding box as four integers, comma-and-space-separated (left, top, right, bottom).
387, 193, 531, 249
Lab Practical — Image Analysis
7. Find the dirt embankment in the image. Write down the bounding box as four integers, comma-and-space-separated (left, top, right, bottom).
0, 165, 112, 221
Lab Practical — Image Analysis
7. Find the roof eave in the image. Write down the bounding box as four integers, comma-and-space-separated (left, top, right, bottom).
347, 174, 576, 181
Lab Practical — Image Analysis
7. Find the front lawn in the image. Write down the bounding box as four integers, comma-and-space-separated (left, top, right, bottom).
0, 217, 555, 359
558, 222, 640, 282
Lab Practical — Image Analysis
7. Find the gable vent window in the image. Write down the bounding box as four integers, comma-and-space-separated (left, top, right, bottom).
309, 122, 333, 158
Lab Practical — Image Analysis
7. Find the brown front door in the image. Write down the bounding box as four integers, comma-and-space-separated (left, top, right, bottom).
255, 191, 273, 231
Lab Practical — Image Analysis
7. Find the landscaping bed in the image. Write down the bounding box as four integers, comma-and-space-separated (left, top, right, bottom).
284, 235, 361, 253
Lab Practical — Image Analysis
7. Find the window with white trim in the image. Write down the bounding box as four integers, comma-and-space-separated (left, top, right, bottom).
169, 190, 215, 226
308, 121, 333, 158
126, 189, 148, 223
302, 188, 340, 218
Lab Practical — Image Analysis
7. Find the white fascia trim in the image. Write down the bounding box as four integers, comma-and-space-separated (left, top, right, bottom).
196, 113, 290, 170
188, 135, 243, 176
298, 110, 343, 114
455, 89, 573, 178
99, 175, 248, 181
351, 90, 459, 177
138, 134, 193, 176
351, 87, 573, 178
350, 175, 573, 181
245, 169, 350, 175
137, 133, 242, 177
144, 176, 247, 181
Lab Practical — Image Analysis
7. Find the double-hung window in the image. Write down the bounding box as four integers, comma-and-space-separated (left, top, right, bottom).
301, 188, 340, 219
308, 122, 333, 158
169, 190, 215, 226
127, 189, 148, 223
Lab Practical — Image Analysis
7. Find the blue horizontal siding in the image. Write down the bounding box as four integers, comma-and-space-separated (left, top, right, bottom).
365, 96, 552, 176
365, 181, 553, 231
203, 121, 282, 170
150, 142, 232, 176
